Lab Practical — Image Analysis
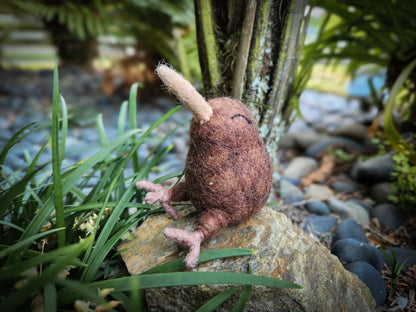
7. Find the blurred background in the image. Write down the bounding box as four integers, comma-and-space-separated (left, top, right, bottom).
1, 0, 415, 194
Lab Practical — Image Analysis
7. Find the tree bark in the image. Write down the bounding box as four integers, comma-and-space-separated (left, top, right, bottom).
195, 0, 309, 175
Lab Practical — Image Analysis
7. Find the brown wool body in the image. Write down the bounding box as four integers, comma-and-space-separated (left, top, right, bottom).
136, 65, 273, 268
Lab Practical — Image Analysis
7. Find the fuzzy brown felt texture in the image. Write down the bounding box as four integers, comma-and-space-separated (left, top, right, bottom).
170, 97, 273, 239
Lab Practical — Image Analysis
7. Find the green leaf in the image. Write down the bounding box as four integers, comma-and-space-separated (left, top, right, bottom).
2, 236, 93, 312
0, 122, 38, 167
143, 248, 256, 274
58, 271, 301, 305
196, 287, 238, 312
129, 82, 140, 172
0, 228, 65, 260
51, 66, 65, 248
231, 265, 253, 312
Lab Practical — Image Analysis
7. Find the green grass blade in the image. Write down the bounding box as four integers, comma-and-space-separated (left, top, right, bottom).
196, 287, 238, 312
81, 145, 173, 282
2, 236, 93, 312
96, 113, 109, 147
43, 283, 57, 312
51, 65, 65, 248
143, 249, 256, 274
0, 164, 46, 219
19, 128, 141, 242
0, 122, 38, 167
129, 82, 140, 172
58, 272, 301, 305
0, 228, 65, 260
153, 170, 184, 184
59, 95, 68, 163
0, 237, 89, 280
231, 265, 253, 312
117, 100, 128, 136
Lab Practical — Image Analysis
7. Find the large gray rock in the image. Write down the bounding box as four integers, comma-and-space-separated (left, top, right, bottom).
119, 206, 375, 311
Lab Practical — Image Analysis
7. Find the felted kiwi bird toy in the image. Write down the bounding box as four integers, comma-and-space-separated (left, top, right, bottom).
136, 64, 273, 268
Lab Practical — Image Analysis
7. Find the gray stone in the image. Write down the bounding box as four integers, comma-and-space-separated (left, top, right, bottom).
292, 132, 328, 150
119, 206, 375, 311
371, 203, 404, 230
347, 199, 373, 213
306, 137, 364, 158
368, 182, 395, 204
329, 123, 367, 142
283, 156, 318, 180
333, 218, 368, 244
304, 215, 337, 234
305, 200, 330, 215
351, 154, 394, 184
345, 261, 386, 308
330, 180, 361, 193
331, 238, 384, 271
328, 198, 370, 226
279, 179, 304, 204
304, 184, 335, 201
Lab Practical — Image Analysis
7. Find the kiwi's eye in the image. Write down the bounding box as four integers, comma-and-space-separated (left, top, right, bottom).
231, 114, 252, 124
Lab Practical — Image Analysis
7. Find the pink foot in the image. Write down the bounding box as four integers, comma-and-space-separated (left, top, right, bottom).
164, 228, 204, 268
136, 180, 178, 219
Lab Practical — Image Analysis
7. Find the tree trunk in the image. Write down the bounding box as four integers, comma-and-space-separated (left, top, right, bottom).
194, 0, 309, 174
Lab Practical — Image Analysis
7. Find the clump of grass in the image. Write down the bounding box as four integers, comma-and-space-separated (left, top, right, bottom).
380, 247, 408, 294
0, 66, 301, 311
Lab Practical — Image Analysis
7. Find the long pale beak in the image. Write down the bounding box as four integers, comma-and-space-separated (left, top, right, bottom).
155, 64, 213, 123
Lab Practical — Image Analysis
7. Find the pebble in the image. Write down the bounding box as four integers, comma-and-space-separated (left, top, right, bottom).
331, 238, 384, 271
327, 198, 370, 225
344, 261, 386, 308
371, 203, 404, 230
305, 200, 330, 215
304, 184, 334, 200
329, 123, 368, 142
292, 131, 328, 150
305, 136, 364, 158
351, 153, 394, 184
347, 198, 373, 213
279, 179, 304, 205
283, 156, 318, 179
304, 215, 337, 234
332, 218, 368, 244
330, 180, 361, 193
368, 182, 395, 204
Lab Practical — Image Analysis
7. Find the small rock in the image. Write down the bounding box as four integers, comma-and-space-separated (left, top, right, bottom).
331, 238, 384, 271
347, 199, 373, 213
304, 215, 337, 234
292, 132, 328, 150
305, 200, 330, 215
329, 123, 368, 142
345, 261, 386, 308
381, 247, 416, 272
279, 179, 304, 204
333, 218, 368, 244
304, 184, 334, 200
351, 154, 394, 184
330, 180, 361, 193
371, 203, 404, 230
368, 183, 395, 204
306, 137, 364, 158
328, 198, 370, 226
283, 156, 318, 180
